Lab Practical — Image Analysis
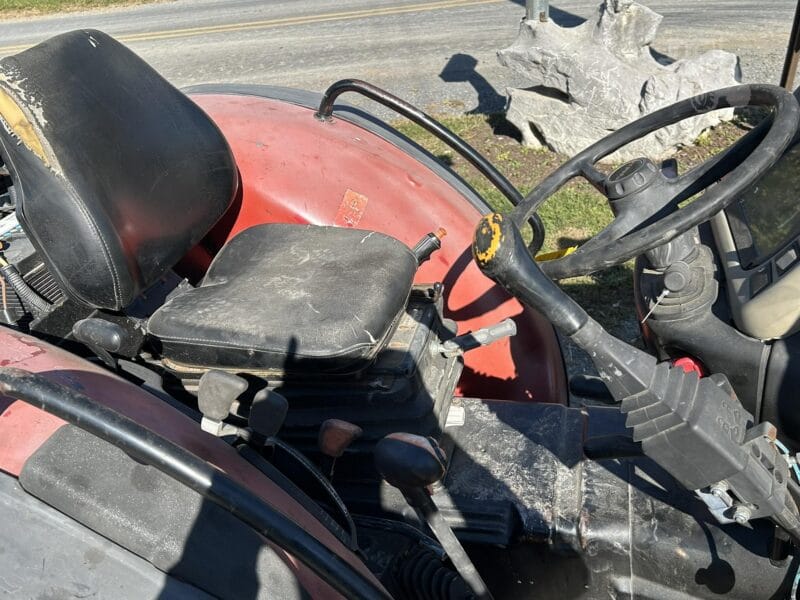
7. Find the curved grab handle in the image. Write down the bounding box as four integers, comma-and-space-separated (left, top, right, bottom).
316, 79, 546, 252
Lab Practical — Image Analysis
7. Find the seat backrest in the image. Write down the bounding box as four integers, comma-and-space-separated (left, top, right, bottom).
0, 30, 237, 310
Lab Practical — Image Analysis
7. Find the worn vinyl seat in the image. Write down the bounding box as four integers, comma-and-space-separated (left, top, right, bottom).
148, 224, 417, 372
0, 29, 416, 373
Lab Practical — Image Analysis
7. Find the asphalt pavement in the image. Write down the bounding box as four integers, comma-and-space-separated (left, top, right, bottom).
0, 0, 794, 115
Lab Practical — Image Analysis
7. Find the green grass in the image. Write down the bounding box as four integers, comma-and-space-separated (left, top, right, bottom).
393, 112, 752, 335
0, 0, 154, 15
393, 115, 613, 246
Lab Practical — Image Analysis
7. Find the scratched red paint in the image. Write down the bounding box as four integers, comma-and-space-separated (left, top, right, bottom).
0, 400, 64, 476
333, 189, 368, 227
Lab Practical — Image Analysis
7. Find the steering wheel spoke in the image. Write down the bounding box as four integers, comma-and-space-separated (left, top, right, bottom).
665, 152, 728, 205
553, 208, 652, 275
579, 162, 608, 194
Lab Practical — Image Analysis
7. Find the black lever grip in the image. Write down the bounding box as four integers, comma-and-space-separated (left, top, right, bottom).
472, 213, 589, 335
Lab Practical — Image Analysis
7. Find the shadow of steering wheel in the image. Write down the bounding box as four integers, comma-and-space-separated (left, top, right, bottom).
441, 246, 515, 321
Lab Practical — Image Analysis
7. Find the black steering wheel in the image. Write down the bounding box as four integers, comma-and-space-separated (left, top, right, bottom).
511, 84, 800, 280
474, 84, 800, 337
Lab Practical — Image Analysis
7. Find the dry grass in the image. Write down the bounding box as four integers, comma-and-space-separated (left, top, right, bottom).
0, 0, 164, 18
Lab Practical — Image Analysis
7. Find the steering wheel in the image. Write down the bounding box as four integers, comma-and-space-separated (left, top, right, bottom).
472, 85, 800, 545
509, 84, 800, 281
474, 84, 800, 336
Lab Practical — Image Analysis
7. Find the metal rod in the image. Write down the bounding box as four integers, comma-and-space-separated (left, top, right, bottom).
407, 489, 493, 599
781, 0, 800, 89
526, 0, 549, 22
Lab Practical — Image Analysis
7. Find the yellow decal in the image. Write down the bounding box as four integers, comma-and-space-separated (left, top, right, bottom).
536, 246, 578, 262
0, 87, 48, 167
474, 213, 504, 265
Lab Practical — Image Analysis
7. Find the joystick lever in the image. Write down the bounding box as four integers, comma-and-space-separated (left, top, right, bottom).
375, 433, 493, 600
197, 370, 248, 437
318, 419, 363, 477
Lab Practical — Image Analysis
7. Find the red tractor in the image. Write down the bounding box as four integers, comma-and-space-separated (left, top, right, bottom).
1, 28, 800, 599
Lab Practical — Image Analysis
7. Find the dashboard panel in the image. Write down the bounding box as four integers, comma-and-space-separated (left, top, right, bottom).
714, 141, 800, 340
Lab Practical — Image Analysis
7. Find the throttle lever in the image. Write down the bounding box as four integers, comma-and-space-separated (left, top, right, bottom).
435, 318, 517, 357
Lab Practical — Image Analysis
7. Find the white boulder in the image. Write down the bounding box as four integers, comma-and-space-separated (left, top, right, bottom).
498, 1, 741, 161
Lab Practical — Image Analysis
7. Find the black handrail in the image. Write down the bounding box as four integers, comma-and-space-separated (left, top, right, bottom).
316, 79, 546, 253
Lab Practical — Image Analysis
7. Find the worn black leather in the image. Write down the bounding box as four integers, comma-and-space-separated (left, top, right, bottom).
147, 224, 417, 373
0, 30, 237, 309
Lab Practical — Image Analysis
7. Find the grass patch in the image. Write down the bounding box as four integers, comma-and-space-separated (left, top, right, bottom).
0, 0, 158, 16
393, 112, 752, 334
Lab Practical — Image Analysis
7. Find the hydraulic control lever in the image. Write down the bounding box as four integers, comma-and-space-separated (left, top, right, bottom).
375, 433, 493, 599
71, 318, 145, 370
197, 371, 289, 443
197, 370, 248, 437
474, 213, 800, 543
318, 419, 363, 478
249, 388, 289, 441
72, 318, 126, 370
435, 318, 517, 358
196, 371, 359, 551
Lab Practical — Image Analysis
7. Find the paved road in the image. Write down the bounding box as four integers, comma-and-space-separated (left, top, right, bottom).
0, 0, 794, 115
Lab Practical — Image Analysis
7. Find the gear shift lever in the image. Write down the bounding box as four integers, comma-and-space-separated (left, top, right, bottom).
318, 419, 362, 477
374, 433, 493, 600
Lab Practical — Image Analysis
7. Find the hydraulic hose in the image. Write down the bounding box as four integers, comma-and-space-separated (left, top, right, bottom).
0, 262, 51, 316
0, 367, 390, 600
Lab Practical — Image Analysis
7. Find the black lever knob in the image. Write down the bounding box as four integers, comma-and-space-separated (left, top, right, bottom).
375, 432, 493, 599
72, 317, 127, 369
248, 388, 288, 439
197, 370, 247, 422
374, 432, 446, 500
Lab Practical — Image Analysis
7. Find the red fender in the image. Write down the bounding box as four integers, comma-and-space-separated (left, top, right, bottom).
187, 92, 567, 404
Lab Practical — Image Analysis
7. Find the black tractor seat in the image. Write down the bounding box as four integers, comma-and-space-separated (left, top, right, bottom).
0, 29, 418, 375
148, 224, 417, 373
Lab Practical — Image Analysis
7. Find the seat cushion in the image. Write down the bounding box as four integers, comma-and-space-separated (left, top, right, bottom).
147, 224, 418, 372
